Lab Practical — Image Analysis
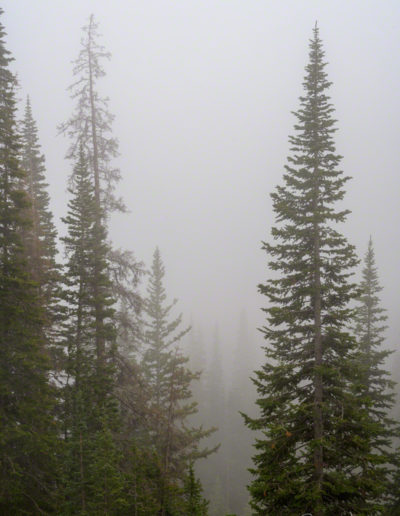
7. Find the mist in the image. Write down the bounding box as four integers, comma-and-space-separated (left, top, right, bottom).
2, 1, 400, 514
5, 1, 399, 352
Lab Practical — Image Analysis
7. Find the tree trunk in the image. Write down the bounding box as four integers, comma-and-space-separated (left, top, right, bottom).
313, 190, 323, 516
88, 15, 105, 370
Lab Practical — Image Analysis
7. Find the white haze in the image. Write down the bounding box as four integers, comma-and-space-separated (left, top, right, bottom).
4, 1, 400, 376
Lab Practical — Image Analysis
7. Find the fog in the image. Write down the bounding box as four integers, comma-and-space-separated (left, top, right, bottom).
3, 1, 400, 513
4, 1, 400, 365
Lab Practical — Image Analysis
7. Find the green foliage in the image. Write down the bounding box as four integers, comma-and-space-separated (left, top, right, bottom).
60, 144, 122, 512
59, 14, 124, 214
244, 25, 392, 514
352, 238, 400, 509
122, 441, 161, 515
183, 464, 209, 515
20, 96, 63, 365
0, 9, 59, 513
86, 422, 128, 514
141, 248, 215, 512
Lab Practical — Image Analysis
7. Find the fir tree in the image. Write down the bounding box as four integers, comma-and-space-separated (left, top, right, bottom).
353, 238, 399, 509
183, 464, 209, 516
59, 13, 123, 214
60, 144, 123, 512
244, 25, 385, 514
354, 238, 392, 404
141, 248, 215, 514
59, 15, 147, 512
0, 10, 59, 513
60, 12, 143, 402
20, 96, 62, 365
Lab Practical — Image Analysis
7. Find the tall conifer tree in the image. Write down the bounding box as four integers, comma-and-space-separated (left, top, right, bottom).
61, 145, 124, 512
245, 25, 386, 514
20, 96, 62, 364
59, 12, 143, 400
0, 11, 58, 513
59, 14, 123, 215
141, 248, 213, 514
183, 464, 209, 516
353, 238, 399, 509
354, 238, 391, 403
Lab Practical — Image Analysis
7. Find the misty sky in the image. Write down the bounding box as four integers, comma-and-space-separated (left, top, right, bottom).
3, 1, 400, 369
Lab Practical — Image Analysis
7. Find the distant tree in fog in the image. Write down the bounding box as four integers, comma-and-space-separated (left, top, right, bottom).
353, 238, 399, 509
59, 14, 123, 215
140, 248, 214, 514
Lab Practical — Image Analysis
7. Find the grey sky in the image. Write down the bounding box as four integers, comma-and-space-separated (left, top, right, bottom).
3, 1, 400, 369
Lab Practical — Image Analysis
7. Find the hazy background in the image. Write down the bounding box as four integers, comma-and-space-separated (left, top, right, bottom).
3, 0, 400, 375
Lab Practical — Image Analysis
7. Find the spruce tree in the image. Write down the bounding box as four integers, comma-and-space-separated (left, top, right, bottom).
20, 96, 62, 365
183, 464, 209, 516
354, 238, 392, 404
59, 14, 123, 215
60, 144, 124, 513
0, 10, 59, 513
59, 15, 148, 511
60, 13, 143, 411
353, 238, 398, 510
244, 25, 383, 514
141, 248, 214, 514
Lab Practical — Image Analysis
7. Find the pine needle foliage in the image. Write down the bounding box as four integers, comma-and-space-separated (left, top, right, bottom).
60, 144, 122, 512
59, 14, 123, 215
244, 25, 385, 515
0, 10, 59, 513
183, 464, 209, 516
20, 96, 63, 365
352, 238, 399, 510
141, 248, 215, 514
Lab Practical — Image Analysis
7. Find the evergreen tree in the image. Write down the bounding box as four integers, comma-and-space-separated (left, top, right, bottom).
354, 238, 392, 404
59, 15, 149, 512
141, 248, 214, 514
20, 96, 62, 365
183, 464, 209, 516
353, 238, 399, 509
60, 13, 143, 416
244, 25, 386, 514
59, 13, 123, 215
0, 10, 59, 513
60, 144, 124, 513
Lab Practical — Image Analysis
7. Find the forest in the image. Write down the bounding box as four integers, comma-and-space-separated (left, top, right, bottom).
1, 2, 400, 515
